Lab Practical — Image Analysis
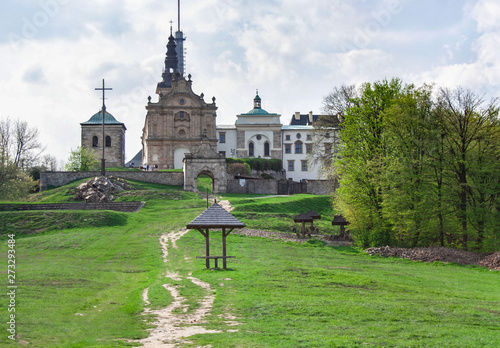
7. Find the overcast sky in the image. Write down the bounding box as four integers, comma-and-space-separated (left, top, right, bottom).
1, 0, 499, 165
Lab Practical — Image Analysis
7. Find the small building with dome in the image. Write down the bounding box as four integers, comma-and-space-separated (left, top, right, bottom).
216, 92, 282, 160
80, 110, 126, 167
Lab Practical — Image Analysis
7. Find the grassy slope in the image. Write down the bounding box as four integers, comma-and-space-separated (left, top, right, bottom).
0, 182, 498, 347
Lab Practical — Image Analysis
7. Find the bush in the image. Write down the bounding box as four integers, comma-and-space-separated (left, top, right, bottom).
226, 158, 282, 172
227, 163, 250, 175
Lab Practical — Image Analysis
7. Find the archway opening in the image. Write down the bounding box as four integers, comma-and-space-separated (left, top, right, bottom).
197, 171, 214, 193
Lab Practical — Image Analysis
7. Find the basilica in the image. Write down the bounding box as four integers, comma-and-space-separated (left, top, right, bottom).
81, 19, 335, 183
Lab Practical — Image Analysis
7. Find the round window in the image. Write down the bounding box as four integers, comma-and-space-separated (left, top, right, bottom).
179, 98, 185, 105
296, 133, 301, 139
179, 129, 186, 137
256, 135, 262, 140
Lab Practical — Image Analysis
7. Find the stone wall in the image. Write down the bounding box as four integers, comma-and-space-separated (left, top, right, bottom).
305, 179, 338, 195
226, 179, 278, 194
40, 171, 184, 191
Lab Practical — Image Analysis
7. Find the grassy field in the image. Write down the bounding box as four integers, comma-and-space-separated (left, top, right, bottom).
0, 179, 498, 347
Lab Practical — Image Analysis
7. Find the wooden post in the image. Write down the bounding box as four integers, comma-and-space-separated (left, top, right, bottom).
205, 228, 210, 269
222, 227, 227, 269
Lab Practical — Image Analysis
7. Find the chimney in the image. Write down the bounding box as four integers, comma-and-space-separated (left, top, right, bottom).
308, 111, 313, 124
294, 112, 300, 120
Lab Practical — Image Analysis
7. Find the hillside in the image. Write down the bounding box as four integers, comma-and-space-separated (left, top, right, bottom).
0, 179, 498, 347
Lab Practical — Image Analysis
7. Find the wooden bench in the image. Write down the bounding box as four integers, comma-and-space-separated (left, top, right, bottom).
196, 256, 235, 269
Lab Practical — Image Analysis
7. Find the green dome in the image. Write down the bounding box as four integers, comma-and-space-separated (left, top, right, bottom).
81, 111, 124, 125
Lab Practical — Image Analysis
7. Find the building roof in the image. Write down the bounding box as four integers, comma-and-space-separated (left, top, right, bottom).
125, 149, 142, 167
81, 110, 125, 126
290, 114, 320, 126
186, 202, 246, 229
241, 107, 277, 116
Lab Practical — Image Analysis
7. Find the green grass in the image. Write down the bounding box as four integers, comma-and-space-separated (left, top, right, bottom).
0, 181, 498, 347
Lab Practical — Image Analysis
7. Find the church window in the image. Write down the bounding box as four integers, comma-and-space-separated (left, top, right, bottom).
256, 134, 262, 140
295, 141, 303, 154
178, 129, 186, 137
296, 133, 301, 139
264, 142, 270, 157
306, 143, 312, 154
92, 136, 98, 147
288, 160, 295, 171
249, 142, 254, 157
219, 132, 226, 143
179, 111, 185, 118
285, 144, 291, 154
179, 98, 185, 105
105, 136, 111, 147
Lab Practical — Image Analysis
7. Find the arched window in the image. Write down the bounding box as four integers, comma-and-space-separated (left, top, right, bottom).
264, 142, 270, 157
105, 136, 111, 147
295, 141, 303, 154
92, 136, 98, 147
249, 142, 254, 157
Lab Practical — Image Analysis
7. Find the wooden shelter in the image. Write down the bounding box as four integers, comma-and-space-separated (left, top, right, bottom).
332, 215, 349, 235
305, 209, 321, 233
293, 213, 313, 237
186, 202, 245, 269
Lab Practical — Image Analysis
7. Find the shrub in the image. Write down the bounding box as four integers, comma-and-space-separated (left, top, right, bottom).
227, 163, 250, 175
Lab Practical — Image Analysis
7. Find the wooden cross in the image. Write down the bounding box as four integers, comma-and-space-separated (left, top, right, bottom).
95, 79, 112, 176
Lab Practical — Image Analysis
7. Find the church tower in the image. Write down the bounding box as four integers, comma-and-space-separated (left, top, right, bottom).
141, 21, 218, 169
81, 110, 126, 167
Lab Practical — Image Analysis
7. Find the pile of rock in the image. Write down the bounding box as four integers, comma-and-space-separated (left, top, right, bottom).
365, 246, 497, 270
74, 176, 129, 203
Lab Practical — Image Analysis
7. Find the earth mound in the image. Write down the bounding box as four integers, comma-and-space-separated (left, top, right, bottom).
74, 176, 129, 203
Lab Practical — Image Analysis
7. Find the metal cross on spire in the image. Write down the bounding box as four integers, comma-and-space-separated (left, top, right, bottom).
95, 79, 113, 176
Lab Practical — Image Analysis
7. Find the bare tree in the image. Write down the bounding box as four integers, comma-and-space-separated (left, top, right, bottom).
308, 84, 358, 176
13, 119, 44, 169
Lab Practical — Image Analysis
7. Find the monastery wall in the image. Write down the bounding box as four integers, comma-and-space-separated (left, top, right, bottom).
40, 171, 184, 191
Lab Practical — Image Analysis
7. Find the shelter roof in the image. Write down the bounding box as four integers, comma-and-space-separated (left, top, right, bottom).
293, 212, 313, 223
187, 202, 246, 229
332, 215, 349, 225
305, 210, 321, 219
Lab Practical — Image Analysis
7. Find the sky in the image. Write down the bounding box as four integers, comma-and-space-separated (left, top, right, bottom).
1, 0, 499, 166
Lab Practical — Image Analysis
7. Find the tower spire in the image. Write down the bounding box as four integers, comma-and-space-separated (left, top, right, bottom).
175, 0, 186, 76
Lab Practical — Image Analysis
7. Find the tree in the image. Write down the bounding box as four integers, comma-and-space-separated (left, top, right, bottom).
435, 88, 499, 250
0, 117, 43, 199
334, 78, 403, 247
310, 85, 358, 174
65, 147, 100, 172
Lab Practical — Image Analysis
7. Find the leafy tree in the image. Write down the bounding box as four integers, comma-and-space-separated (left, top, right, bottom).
334, 78, 403, 247
65, 147, 100, 171
435, 88, 499, 250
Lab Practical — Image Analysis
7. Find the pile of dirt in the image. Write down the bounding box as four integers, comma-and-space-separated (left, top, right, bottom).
478, 252, 500, 271
74, 176, 129, 203
366, 246, 498, 271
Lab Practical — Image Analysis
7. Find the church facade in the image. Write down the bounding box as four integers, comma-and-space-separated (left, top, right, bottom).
141, 29, 218, 169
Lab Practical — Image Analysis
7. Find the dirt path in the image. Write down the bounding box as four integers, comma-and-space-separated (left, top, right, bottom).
135, 228, 240, 347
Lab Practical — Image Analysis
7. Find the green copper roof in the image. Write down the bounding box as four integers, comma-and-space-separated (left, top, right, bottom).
81, 111, 124, 125
241, 108, 279, 116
